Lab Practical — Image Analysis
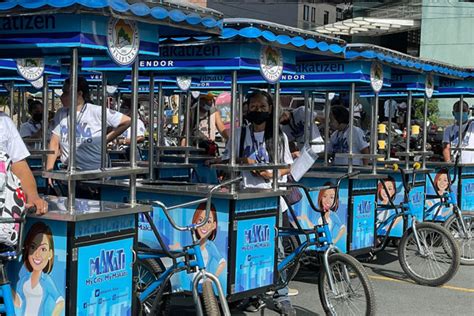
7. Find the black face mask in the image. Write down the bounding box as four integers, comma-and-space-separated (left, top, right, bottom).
247, 111, 270, 125
32, 113, 43, 123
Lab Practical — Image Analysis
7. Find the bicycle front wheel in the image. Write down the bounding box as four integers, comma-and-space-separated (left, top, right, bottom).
136, 258, 171, 315
202, 280, 220, 316
399, 222, 460, 286
318, 253, 376, 316
443, 211, 474, 265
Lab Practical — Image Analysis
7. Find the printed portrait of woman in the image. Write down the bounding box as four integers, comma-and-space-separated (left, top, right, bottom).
14, 222, 64, 316
426, 169, 453, 219
192, 203, 226, 283
297, 182, 346, 245
376, 177, 402, 235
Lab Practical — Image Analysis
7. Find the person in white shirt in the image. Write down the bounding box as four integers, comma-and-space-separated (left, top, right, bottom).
443, 100, 474, 163
353, 98, 363, 127
0, 113, 47, 214
279, 106, 324, 158
328, 106, 370, 166
20, 100, 43, 139
47, 76, 131, 174
117, 97, 146, 146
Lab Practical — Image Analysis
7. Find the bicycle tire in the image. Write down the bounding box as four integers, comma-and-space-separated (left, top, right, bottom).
443, 212, 474, 265
398, 222, 460, 286
202, 280, 220, 316
135, 258, 171, 315
318, 253, 376, 316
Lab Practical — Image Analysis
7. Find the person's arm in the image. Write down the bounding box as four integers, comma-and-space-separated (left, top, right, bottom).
11, 160, 47, 214
46, 134, 60, 172
106, 115, 131, 143
361, 146, 370, 165
442, 143, 451, 162
214, 111, 229, 140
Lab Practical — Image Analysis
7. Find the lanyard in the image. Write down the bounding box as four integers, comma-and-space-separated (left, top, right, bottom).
249, 126, 266, 163
450, 120, 472, 145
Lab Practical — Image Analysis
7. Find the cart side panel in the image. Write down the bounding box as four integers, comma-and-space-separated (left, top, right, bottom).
298, 177, 349, 253
76, 237, 135, 315
8, 219, 68, 316
460, 166, 474, 211
425, 168, 456, 221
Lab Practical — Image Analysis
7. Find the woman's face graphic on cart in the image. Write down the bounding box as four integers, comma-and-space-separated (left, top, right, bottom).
196, 210, 216, 240
28, 233, 52, 272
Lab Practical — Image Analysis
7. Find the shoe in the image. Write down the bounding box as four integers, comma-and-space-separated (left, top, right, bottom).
274, 300, 296, 316
287, 288, 299, 296
245, 298, 266, 313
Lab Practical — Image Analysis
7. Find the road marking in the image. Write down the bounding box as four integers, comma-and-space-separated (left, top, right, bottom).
368, 275, 474, 293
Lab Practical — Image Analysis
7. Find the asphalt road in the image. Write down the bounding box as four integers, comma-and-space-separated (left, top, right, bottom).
245, 246, 474, 316
169, 245, 473, 315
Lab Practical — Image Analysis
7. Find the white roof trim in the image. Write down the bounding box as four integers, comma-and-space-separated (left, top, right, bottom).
316, 17, 420, 36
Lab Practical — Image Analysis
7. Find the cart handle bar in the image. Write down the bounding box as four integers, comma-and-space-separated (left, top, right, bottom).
152, 177, 243, 232
281, 171, 360, 214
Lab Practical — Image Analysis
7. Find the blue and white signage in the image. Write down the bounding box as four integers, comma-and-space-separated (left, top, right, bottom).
370, 62, 383, 93
106, 18, 140, 66
259, 45, 284, 84
16, 58, 44, 81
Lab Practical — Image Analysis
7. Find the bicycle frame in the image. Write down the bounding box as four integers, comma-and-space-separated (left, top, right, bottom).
136, 178, 241, 316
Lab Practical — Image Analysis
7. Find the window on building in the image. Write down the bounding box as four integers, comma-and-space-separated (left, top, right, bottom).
311, 7, 316, 22
303, 5, 309, 21
324, 10, 329, 25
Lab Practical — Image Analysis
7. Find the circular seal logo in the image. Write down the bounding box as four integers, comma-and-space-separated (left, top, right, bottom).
16, 58, 44, 81
370, 62, 384, 93
425, 74, 434, 99
259, 46, 284, 84
176, 76, 192, 91
107, 18, 140, 66
30, 77, 43, 90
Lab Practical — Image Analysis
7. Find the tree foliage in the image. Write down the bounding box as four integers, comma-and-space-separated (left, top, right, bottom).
413, 98, 439, 124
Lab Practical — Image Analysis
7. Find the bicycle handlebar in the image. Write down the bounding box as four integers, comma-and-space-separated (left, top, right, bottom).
281, 171, 360, 214
152, 177, 243, 232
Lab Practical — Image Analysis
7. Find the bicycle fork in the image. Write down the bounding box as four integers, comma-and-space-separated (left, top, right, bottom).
411, 217, 428, 256
454, 206, 472, 238
192, 270, 231, 316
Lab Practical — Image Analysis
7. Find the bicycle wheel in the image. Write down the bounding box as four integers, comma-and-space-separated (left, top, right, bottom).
202, 280, 220, 316
443, 212, 474, 265
136, 258, 171, 315
318, 253, 376, 316
398, 222, 460, 286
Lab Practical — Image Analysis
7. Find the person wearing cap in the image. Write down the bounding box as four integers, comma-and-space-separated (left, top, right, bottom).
443, 100, 474, 163
181, 93, 229, 146
20, 99, 44, 139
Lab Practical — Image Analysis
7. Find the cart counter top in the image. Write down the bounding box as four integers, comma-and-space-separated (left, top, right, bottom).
87, 179, 286, 200
28, 195, 150, 222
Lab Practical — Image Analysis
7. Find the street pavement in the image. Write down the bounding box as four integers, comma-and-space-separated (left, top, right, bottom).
169, 246, 473, 315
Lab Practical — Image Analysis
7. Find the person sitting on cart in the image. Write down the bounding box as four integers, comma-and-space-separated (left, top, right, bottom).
442, 100, 474, 163
220, 90, 296, 315
280, 105, 324, 159
181, 93, 228, 155
20, 99, 44, 139
116, 96, 146, 146
46, 76, 131, 197
0, 112, 48, 215
328, 105, 369, 166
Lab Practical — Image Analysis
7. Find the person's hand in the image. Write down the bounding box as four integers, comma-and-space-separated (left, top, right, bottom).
26, 196, 48, 215
240, 157, 256, 165
258, 170, 273, 180
292, 151, 301, 159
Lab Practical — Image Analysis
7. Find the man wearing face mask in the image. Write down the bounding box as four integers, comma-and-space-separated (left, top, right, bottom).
20, 100, 44, 139
443, 100, 474, 163
181, 93, 229, 146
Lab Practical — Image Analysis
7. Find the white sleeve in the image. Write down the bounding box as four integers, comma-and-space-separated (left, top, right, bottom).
442, 126, 451, 144
282, 133, 294, 165
106, 108, 124, 128
221, 127, 241, 161
51, 109, 64, 136
355, 128, 369, 152
137, 119, 146, 137
6, 117, 30, 162
310, 124, 324, 154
